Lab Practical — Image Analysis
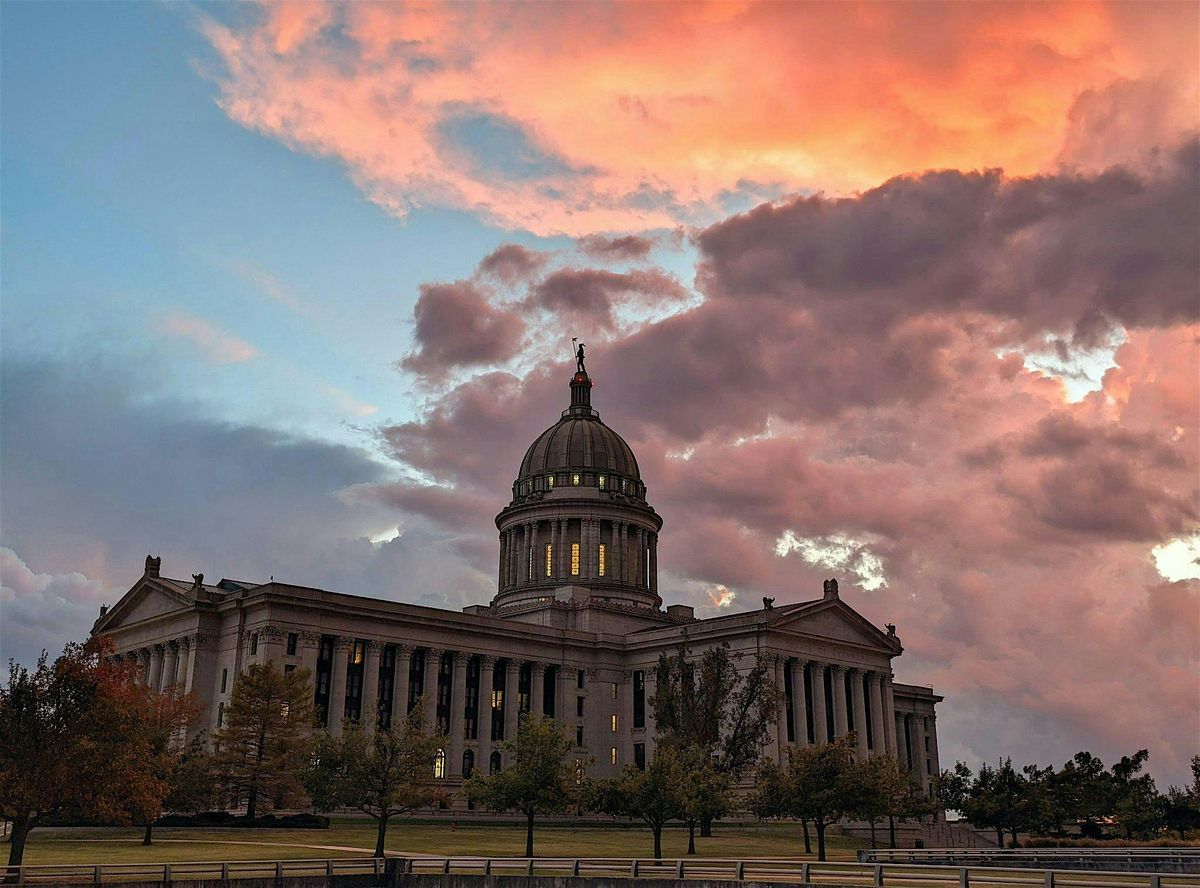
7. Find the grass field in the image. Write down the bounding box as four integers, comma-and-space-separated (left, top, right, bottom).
16, 821, 865, 865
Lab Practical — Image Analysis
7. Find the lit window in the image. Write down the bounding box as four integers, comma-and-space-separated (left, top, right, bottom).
598, 475, 606, 489
546, 544, 553, 577
547, 476, 554, 489
572, 473, 580, 485
571, 543, 580, 576
434, 749, 446, 779
599, 544, 606, 577
611, 683, 618, 700
528, 546, 533, 581
492, 689, 503, 710
353, 642, 364, 665
621, 479, 627, 493
611, 714, 619, 732
611, 747, 618, 765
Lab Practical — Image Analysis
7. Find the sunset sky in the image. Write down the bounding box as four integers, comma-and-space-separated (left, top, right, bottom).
1, 1, 1197, 784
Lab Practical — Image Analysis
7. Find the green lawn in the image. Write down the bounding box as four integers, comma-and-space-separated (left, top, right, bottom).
18, 822, 864, 865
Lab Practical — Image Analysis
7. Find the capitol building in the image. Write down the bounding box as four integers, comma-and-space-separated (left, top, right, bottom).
93, 360, 942, 801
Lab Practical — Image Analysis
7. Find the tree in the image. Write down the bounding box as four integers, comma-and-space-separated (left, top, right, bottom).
591, 745, 684, 859
651, 641, 778, 834
849, 753, 898, 849
464, 715, 581, 857
130, 686, 202, 845
164, 736, 219, 816
302, 707, 447, 857
676, 745, 732, 855
212, 661, 314, 819
1046, 751, 1113, 835
748, 755, 810, 854
752, 736, 858, 860
1110, 750, 1163, 840
1162, 757, 1200, 840
0, 640, 169, 872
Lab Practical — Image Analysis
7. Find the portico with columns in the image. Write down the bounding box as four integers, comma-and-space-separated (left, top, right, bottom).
93, 358, 941, 804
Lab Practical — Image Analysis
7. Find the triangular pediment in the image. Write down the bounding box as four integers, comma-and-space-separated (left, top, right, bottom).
94, 578, 193, 634
768, 599, 901, 653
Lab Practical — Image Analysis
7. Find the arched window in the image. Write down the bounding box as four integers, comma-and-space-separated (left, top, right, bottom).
434, 748, 446, 779
462, 749, 475, 779
490, 750, 502, 774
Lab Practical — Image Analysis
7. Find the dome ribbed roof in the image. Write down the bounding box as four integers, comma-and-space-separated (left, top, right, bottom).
518, 415, 640, 481
516, 367, 640, 481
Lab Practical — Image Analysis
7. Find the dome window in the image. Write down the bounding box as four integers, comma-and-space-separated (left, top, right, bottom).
545, 544, 553, 577
547, 475, 555, 489
571, 543, 580, 576
621, 479, 628, 493
598, 475, 606, 489
572, 473, 580, 486
599, 544, 606, 577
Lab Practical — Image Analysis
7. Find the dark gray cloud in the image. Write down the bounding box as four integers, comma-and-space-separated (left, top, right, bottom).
576, 233, 655, 260
476, 243, 548, 285
400, 280, 526, 379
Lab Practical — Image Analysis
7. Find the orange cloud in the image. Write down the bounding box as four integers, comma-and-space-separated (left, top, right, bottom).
201, 1, 1198, 235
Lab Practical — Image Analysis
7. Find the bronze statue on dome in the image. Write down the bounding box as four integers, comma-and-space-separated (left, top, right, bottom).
573, 338, 587, 374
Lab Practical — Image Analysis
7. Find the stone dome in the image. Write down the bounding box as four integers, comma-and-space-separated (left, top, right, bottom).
515, 370, 640, 482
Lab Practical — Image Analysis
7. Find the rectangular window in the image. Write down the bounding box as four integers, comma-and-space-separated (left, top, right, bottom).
621, 479, 628, 493
217, 702, 224, 727
598, 475, 606, 489
545, 544, 553, 577
284, 664, 295, 674
634, 743, 646, 770
576, 696, 585, 717
577, 669, 585, 689
249, 633, 258, 656
611, 682, 617, 700
572, 473, 580, 485
571, 543, 580, 576
633, 671, 645, 728
286, 633, 298, 656
575, 726, 584, 746
221, 668, 228, 693
528, 546, 533, 581
353, 641, 365, 665
611, 747, 618, 765
547, 475, 554, 488
598, 544, 606, 577
611, 714, 619, 732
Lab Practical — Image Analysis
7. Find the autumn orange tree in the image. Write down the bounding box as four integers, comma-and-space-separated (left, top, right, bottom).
131, 687, 203, 846
0, 638, 191, 872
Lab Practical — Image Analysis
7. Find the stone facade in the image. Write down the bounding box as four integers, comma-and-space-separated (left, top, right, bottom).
93, 363, 942, 801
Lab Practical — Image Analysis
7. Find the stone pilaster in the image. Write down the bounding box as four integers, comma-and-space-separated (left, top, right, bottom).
328, 637, 351, 735
393, 645, 412, 724
809, 662, 828, 744
147, 645, 164, 692
361, 641, 382, 731
161, 641, 179, 692
298, 632, 320, 689
850, 669, 869, 760
882, 674, 897, 755
177, 637, 193, 695
531, 662, 545, 717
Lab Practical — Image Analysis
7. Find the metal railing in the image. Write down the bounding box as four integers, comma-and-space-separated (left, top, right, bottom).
860, 850, 1200, 871
4, 856, 1200, 885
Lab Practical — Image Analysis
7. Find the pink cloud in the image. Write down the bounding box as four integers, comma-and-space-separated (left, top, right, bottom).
200, 1, 1199, 235
155, 311, 259, 364
374, 150, 1199, 783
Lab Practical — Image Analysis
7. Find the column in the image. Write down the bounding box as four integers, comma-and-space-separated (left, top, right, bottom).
328, 637, 351, 735
868, 673, 886, 756
769, 656, 785, 762
530, 522, 540, 583
557, 520, 568, 579
830, 666, 849, 738
161, 641, 179, 692
619, 523, 628, 584
791, 660, 809, 747
449, 653, 468, 777
498, 533, 506, 589
177, 637, 194, 695
927, 714, 941, 791
521, 523, 532, 584
914, 714, 929, 788
148, 645, 165, 692
531, 662, 545, 717
810, 662, 828, 744
423, 648, 442, 734
299, 633, 320, 687
649, 534, 658, 593
644, 669, 658, 760
622, 670, 635, 766
508, 530, 518, 587
478, 657, 496, 772
582, 519, 594, 579
556, 665, 571, 726
882, 674, 897, 755
547, 523, 557, 583
850, 669, 869, 760
504, 660, 521, 741
393, 645, 412, 722
361, 641, 382, 731
635, 528, 645, 587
